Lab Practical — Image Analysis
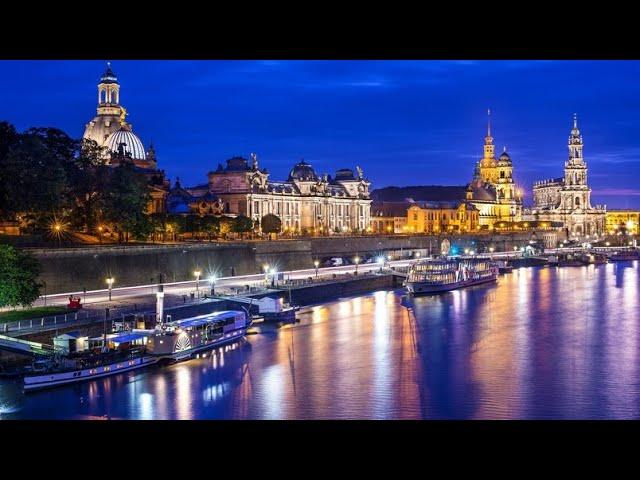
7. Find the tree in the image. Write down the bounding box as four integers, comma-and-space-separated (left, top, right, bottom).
232, 215, 254, 237
66, 139, 109, 232
201, 216, 221, 241
102, 163, 152, 242
0, 245, 42, 308
0, 122, 20, 221
3, 130, 69, 228
261, 214, 282, 237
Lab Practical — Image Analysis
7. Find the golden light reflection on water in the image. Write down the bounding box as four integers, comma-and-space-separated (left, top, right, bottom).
8, 264, 640, 419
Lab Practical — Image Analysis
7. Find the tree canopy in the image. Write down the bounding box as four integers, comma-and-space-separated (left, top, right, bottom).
0, 245, 42, 308
261, 214, 282, 234
232, 215, 254, 234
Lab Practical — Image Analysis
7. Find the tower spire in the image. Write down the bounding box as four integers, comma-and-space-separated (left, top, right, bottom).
573, 112, 578, 129
487, 108, 491, 137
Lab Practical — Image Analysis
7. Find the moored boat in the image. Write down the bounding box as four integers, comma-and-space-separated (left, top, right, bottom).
24, 331, 158, 392
608, 249, 640, 262
146, 310, 250, 362
405, 257, 498, 294
557, 253, 584, 267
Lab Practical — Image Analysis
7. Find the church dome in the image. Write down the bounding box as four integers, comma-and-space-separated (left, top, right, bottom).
288, 160, 318, 182
105, 126, 147, 160
498, 149, 512, 165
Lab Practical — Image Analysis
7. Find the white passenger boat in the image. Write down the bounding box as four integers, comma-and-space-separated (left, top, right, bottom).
405, 257, 498, 294
23, 310, 250, 392
146, 310, 250, 361
24, 331, 158, 392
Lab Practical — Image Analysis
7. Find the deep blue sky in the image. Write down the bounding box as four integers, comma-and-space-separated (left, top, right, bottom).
1, 60, 638, 208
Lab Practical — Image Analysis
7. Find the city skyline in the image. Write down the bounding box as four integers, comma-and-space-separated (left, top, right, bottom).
1, 60, 638, 208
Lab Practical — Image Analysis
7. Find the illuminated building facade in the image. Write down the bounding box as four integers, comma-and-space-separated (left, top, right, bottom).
526, 115, 606, 238
406, 201, 479, 234
83, 63, 169, 214
370, 202, 409, 233
468, 111, 523, 227
605, 210, 639, 235
170, 155, 372, 234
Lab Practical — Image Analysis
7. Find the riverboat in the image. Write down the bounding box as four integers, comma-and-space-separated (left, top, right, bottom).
23, 331, 158, 392
146, 310, 250, 362
405, 257, 498, 294
608, 249, 640, 262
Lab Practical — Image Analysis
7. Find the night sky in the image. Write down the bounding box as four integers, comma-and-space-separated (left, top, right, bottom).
1, 60, 638, 208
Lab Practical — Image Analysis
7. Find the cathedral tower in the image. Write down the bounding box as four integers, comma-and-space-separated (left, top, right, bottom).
561, 114, 591, 209
478, 109, 498, 183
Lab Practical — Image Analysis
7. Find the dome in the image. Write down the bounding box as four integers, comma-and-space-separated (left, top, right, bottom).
334, 168, 355, 181
100, 62, 118, 85
498, 149, 511, 165
105, 126, 147, 160
288, 160, 318, 182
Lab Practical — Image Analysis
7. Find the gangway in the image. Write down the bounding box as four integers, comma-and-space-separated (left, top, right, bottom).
0, 334, 60, 357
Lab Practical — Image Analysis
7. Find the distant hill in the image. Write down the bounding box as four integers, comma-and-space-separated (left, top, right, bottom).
371, 185, 468, 202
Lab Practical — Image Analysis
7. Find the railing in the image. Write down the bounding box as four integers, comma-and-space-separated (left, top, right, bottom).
1, 305, 137, 335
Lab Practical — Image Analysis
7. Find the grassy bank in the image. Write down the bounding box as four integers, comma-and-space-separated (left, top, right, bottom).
0, 306, 72, 324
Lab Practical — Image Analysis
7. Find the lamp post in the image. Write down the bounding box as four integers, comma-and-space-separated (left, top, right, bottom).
263, 264, 270, 285
314, 260, 319, 279
106, 277, 114, 301
98, 225, 103, 244
209, 275, 216, 296
354, 256, 360, 275
270, 268, 277, 287
194, 270, 201, 298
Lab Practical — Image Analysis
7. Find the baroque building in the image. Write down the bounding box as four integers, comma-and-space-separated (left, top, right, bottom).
468, 111, 523, 227
83, 63, 169, 214
525, 115, 606, 238
406, 200, 479, 234
168, 154, 372, 234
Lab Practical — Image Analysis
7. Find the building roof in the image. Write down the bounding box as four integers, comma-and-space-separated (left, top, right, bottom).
371, 201, 410, 217
105, 126, 146, 160
100, 62, 118, 84
288, 160, 318, 182
371, 185, 468, 203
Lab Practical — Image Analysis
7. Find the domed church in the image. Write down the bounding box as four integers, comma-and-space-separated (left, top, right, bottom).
83, 63, 169, 213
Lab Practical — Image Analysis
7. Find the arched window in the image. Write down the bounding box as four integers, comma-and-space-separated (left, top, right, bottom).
575, 196, 581, 207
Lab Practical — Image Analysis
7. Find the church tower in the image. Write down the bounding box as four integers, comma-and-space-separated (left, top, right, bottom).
478, 109, 498, 183
84, 62, 132, 148
560, 114, 591, 210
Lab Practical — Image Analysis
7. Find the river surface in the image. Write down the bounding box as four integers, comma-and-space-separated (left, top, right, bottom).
1, 263, 640, 419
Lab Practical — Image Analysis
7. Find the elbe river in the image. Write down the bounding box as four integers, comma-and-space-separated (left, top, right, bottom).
1, 262, 639, 419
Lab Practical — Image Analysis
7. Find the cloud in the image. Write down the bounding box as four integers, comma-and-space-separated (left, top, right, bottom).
593, 188, 640, 196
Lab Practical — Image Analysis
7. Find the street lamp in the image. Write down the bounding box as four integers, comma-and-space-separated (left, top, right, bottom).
98, 225, 103, 244
106, 277, 114, 301
194, 270, 201, 298
489, 246, 495, 254
209, 275, 217, 296
263, 264, 270, 284
314, 260, 319, 279
354, 256, 360, 275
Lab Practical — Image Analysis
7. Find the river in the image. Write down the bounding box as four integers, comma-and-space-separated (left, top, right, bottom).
1, 262, 639, 419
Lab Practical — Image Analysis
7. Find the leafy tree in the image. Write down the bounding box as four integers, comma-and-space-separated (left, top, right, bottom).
201, 216, 221, 240
0, 122, 20, 221
66, 139, 109, 232
261, 214, 282, 236
3, 130, 69, 227
0, 245, 42, 308
232, 215, 254, 236
102, 163, 152, 243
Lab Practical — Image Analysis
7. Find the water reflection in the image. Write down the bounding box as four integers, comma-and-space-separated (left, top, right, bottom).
2, 263, 640, 419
